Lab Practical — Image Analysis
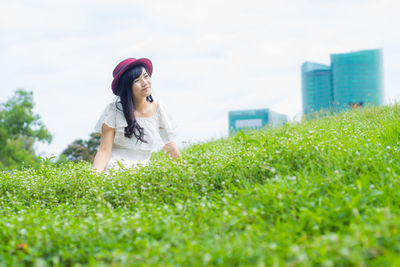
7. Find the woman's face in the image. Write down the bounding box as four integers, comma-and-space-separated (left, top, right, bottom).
132, 67, 152, 100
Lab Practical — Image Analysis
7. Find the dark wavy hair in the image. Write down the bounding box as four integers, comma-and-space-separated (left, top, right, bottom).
115, 64, 153, 143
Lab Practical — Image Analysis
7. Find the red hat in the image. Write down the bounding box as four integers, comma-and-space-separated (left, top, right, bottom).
111, 58, 153, 95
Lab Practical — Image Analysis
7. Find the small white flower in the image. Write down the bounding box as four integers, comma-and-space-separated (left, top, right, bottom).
203, 253, 212, 263
327, 233, 338, 242
340, 248, 350, 256
369, 184, 375, 189
290, 245, 300, 253
322, 259, 334, 267
176, 203, 183, 211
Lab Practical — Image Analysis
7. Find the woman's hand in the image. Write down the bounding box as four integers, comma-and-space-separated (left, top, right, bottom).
163, 142, 181, 160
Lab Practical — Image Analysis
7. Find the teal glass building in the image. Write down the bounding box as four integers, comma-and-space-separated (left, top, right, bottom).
331, 49, 384, 112
229, 108, 287, 134
301, 49, 383, 115
301, 62, 333, 115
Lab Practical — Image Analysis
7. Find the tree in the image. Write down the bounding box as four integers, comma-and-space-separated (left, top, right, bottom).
59, 132, 101, 163
0, 89, 52, 169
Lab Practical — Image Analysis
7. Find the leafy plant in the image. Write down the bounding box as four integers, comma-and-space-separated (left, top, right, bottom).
0, 104, 399, 266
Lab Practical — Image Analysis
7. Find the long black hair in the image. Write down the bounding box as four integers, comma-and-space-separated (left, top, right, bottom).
116, 64, 153, 143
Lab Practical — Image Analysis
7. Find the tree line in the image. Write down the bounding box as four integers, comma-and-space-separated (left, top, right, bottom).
0, 89, 99, 170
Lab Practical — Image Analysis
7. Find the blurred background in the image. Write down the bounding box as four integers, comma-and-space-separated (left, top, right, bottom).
1, 0, 399, 159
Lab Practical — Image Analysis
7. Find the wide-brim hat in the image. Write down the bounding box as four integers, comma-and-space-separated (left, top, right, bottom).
111, 58, 153, 95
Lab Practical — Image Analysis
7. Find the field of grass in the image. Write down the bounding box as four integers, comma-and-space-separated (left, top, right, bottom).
1, 104, 400, 266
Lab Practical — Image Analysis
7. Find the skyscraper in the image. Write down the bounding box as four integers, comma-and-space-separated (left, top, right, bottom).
301, 62, 333, 115
331, 49, 384, 112
301, 49, 383, 115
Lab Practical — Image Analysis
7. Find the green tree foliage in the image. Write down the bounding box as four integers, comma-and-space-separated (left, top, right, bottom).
0, 89, 52, 169
60, 132, 101, 163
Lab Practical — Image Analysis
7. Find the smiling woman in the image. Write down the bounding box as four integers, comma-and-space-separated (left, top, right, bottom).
93, 58, 180, 172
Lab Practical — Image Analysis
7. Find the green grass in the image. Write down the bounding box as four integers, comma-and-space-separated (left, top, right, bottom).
1, 104, 400, 266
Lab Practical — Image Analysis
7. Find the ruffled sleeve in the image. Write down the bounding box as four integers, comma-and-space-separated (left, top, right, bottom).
158, 102, 177, 144
94, 103, 118, 133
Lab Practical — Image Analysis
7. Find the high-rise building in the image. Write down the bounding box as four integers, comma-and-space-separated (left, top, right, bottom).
301, 62, 333, 115
301, 49, 383, 115
331, 49, 384, 112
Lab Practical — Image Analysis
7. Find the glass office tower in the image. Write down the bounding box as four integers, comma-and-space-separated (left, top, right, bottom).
301, 49, 384, 115
331, 49, 384, 111
301, 62, 333, 115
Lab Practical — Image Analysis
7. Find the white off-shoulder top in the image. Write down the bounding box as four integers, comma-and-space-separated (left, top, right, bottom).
94, 101, 176, 170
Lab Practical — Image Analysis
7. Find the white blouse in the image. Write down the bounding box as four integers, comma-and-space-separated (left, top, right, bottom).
94, 101, 176, 170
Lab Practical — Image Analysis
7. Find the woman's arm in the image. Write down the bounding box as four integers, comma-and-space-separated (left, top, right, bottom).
93, 124, 115, 173
163, 142, 180, 159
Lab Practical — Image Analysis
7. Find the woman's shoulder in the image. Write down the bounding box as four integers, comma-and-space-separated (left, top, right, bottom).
154, 100, 161, 113
102, 101, 123, 113
157, 101, 174, 113
99, 101, 125, 123
156, 101, 176, 127
94, 102, 122, 132
155, 101, 168, 118
156, 101, 170, 112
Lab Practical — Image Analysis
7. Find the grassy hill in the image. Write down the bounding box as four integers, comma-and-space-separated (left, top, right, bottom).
1, 104, 400, 266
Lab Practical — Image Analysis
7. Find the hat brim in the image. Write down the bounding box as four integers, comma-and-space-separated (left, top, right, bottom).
111, 58, 153, 95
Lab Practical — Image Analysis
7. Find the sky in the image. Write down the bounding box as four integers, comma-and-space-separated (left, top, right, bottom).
1, 0, 399, 157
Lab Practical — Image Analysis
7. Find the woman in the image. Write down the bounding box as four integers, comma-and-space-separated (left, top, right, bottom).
93, 58, 180, 172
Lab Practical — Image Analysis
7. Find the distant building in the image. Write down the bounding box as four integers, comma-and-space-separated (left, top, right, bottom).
228, 108, 287, 134
301, 62, 333, 115
301, 49, 384, 116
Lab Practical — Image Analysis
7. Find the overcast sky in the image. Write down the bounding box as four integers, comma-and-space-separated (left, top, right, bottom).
1, 0, 399, 157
